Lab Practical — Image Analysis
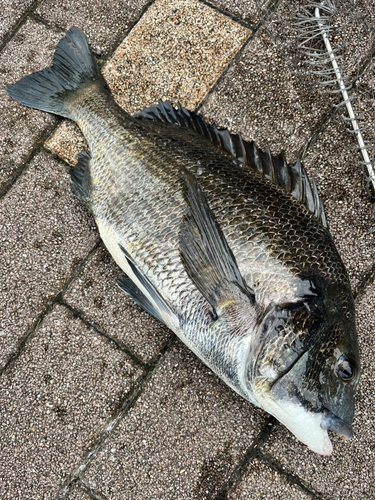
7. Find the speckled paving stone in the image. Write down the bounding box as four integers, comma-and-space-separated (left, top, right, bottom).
0, 305, 143, 500
301, 115, 375, 290
0, 0, 34, 44
228, 458, 314, 499
45, 0, 250, 163
258, 282, 375, 500
36, 0, 149, 55
0, 150, 97, 370
0, 20, 62, 190
82, 342, 266, 500
63, 244, 171, 364
205, 0, 272, 25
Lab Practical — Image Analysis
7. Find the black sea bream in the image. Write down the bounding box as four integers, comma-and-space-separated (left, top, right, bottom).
7, 28, 360, 455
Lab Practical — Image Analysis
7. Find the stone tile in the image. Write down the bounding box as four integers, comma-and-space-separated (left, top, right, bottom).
45, 0, 249, 164
0, 20, 62, 190
0, 0, 34, 45
228, 458, 314, 499
82, 342, 266, 499
63, 244, 171, 364
258, 283, 375, 500
103, 0, 249, 113
302, 115, 375, 290
36, 0, 149, 55
0, 305, 143, 500
204, 0, 271, 25
0, 150, 97, 370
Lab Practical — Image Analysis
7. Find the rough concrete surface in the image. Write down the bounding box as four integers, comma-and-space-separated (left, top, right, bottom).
0, 151, 97, 370
0, 0, 34, 45
36, 0, 150, 55
63, 244, 171, 363
65, 484, 92, 500
0, 305, 143, 500
0, 20, 62, 190
227, 458, 314, 499
1, 0, 375, 499
82, 343, 266, 500
205, 0, 272, 25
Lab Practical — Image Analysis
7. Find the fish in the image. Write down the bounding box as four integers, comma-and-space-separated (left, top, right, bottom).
7, 28, 360, 455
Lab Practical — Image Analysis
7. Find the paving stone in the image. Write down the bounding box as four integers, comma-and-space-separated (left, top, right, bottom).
82, 342, 266, 500
0, 305, 143, 500
302, 114, 375, 290
45, 0, 250, 164
228, 458, 314, 499
63, 244, 171, 364
0, 0, 34, 45
36, 0, 149, 55
205, 0, 272, 25
0, 150, 97, 370
0, 20, 62, 190
258, 282, 375, 500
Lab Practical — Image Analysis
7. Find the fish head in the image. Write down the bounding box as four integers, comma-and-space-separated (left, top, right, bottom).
248, 283, 360, 455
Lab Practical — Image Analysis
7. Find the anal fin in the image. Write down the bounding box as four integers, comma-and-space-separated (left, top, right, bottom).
116, 277, 167, 326
118, 245, 176, 329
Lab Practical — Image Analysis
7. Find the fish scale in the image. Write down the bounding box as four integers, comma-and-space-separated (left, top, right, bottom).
7, 27, 360, 455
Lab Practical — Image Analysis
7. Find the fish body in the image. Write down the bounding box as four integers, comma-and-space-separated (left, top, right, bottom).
7, 28, 360, 455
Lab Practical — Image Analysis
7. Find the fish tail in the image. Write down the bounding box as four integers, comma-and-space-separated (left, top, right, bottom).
7, 28, 103, 118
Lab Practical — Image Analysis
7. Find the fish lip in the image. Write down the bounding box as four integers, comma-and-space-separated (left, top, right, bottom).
320, 408, 353, 439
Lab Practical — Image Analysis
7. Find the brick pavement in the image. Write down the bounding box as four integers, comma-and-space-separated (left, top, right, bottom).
1, 1, 374, 499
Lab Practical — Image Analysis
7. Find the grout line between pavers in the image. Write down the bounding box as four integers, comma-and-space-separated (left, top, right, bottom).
56, 335, 176, 500
28, 12, 65, 33
256, 452, 328, 500
353, 260, 375, 299
0, 119, 62, 202
212, 416, 277, 500
76, 479, 110, 500
196, 0, 256, 30
0, 238, 101, 377
58, 300, 152, 370
96, 0, 158, 68
195, 0, 287, 114
0, 0, 44, 53
213, 417, 327, 500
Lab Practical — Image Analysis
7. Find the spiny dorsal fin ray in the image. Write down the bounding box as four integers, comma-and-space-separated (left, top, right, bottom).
179, 166, 255, 317
135, 100, 328, 229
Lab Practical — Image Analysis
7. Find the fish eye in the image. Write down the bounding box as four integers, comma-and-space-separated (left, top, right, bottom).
337, 356, 356, 382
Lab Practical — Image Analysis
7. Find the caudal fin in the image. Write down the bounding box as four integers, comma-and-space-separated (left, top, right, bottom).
7, 28, 103, 118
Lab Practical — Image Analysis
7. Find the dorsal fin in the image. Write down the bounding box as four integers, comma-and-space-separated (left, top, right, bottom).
135, 101, 328, 229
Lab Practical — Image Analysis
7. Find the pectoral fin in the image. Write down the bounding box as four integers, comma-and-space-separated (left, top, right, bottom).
179, 167, 255, 317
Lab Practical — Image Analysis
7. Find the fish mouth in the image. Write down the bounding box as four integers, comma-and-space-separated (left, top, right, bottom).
321, 409, 353, 439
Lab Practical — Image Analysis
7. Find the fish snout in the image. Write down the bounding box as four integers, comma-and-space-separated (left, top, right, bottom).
320, 409, 353, 439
